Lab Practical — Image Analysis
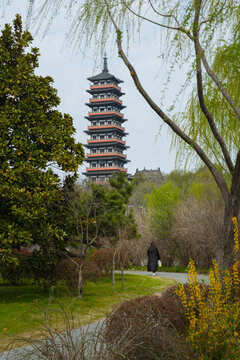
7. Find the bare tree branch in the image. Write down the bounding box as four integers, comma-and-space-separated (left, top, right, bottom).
103, 0, 230, 205
121, 0, 194, 40
192, 0, 234, 174
148, 0, 181, 28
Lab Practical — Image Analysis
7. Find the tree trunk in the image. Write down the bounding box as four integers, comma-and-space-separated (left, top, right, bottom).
217, 191, 240, 270
216, 152, 240, 270
112, 256, 115, 286
121, 268, 125, 290
77, 259, 84, 299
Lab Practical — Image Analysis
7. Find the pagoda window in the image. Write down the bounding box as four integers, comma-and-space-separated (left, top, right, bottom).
92, 163, 97, 167
93, 94, 98, 98
100, 135, 104, 139
100, 107, 105, 112
93, 107, 98, 112
100, 94, 105, 98
92, 135, 97, 139
92, 149, 97, 153
94, 81, 98, 84
107, 93, 111, 97
100, 81, 105, 85
107, 134, 112, 139
92, 177, 97, 182
107, 106, 112, 111
107, 120, 111, 125
108, 162, 112, 167
100, 149, 105, 153
108, 148, 112, 152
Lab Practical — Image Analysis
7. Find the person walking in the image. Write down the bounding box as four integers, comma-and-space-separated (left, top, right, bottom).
147, 241, 161, 276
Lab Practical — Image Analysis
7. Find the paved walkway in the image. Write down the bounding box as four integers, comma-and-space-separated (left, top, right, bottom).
120, 270, 210, 284
0, 271, 209, 359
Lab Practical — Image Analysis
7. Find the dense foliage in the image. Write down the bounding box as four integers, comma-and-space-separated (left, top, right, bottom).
0, 16, 84, 265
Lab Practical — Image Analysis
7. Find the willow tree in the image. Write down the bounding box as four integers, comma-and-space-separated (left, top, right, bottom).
24, 0, 240, 269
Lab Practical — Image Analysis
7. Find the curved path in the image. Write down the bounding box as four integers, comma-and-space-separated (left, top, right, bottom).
0, 271, 209, 359
121, 270, 210, 284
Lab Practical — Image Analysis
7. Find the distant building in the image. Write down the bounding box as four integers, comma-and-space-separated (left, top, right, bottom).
83, 54, 130, 183
134, 167, 163, 184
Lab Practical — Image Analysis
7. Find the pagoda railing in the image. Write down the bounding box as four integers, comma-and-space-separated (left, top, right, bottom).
86, 152, 126, 158
89, 97, 122, 104
88, 125, 125, 131
88, 110, 124, 118
87, 138, 126, 145
90, 83, 121, 91
86, 166, 127, 172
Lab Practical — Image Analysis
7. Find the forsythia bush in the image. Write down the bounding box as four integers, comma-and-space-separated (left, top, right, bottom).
176, 217, 240, 360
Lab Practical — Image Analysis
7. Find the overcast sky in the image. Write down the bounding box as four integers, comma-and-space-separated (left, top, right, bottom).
0, 1, 193, 180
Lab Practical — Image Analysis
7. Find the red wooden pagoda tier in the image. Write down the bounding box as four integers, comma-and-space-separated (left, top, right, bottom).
83, 54, 130, 183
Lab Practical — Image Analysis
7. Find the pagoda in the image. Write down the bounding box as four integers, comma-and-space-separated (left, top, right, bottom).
83, 54, 129, 183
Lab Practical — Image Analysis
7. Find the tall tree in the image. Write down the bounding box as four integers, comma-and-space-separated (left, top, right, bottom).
24, 0, 240, 269
64, 173, 137, 297
90, 172, 138, 243
0, 15, 84, 264
147, 182, 180, 238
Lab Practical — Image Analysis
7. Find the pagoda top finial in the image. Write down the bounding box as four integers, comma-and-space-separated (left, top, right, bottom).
103, 51, 108, 72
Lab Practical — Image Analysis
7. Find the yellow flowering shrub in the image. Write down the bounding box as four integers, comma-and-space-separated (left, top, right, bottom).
176, 217, 240, 360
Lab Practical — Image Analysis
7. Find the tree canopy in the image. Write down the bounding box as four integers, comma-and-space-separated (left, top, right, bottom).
0, 15, 84, 262
147, 182, 180, 237
65, 172, 138, 250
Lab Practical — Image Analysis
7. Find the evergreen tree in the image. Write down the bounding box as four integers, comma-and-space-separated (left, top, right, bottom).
0, 15, 84, 264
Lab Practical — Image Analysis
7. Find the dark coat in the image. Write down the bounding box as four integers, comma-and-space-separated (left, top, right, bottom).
147, 247, 160, 272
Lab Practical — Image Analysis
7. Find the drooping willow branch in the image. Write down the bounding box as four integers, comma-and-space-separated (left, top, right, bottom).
103, 0, 230, 204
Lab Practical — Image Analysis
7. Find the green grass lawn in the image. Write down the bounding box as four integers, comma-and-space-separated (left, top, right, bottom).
0, 274, 176, 351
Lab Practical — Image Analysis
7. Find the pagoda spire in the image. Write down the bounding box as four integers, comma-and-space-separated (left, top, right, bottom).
102, 51, 108, 72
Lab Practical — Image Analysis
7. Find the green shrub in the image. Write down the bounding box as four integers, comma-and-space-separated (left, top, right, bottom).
0, 248, 30, 285
27, 249, 59, 292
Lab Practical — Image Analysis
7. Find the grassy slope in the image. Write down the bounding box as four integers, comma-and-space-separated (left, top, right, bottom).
0, 274, 176, 351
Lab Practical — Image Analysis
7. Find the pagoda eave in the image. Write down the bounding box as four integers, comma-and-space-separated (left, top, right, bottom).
85, 116, 127, 123
86, 156, 128, 163
84, 144, 128, 151
85, 102, 126, 110
86, 89, 125, 96
84, 130, 128, 136
87, 73, 123, 84
84, 167, 127, 173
